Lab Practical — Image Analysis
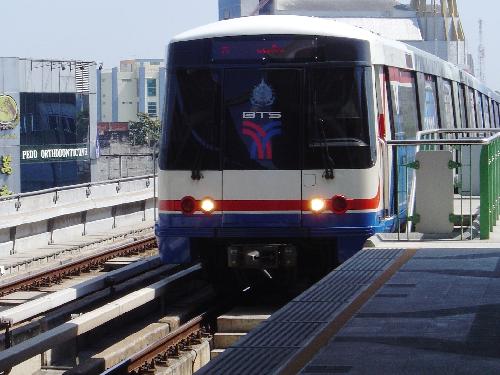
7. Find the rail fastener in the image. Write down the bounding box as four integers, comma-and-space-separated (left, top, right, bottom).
128, 315, 207, 374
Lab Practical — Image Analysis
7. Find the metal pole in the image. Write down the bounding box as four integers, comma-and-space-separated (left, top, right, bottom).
153, 143, 158, 222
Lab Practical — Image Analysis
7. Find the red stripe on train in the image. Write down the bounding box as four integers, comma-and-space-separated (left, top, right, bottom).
159, 185, 380, 213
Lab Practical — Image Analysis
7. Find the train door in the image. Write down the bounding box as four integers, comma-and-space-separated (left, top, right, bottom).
221, 68, 303, 227
387, 67, 420, 217
375, 66, 393, 218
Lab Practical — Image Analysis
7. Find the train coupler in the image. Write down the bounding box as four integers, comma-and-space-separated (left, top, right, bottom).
227, 244, 297, 269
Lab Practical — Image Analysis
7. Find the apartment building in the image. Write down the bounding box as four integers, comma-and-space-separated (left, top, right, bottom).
97, 59, 166, 123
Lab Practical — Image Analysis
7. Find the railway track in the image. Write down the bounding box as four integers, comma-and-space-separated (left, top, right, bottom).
104, 312, 214, 375
100, 289, 292, 375
0, 236, 157, 298
0, 237, 301, 374
0, 264, 204, 373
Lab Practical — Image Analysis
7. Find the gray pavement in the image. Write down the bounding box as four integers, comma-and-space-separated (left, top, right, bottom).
302, 247, 500, 374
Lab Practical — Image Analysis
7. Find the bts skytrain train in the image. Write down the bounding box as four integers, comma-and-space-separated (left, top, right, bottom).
156, 15, 500, 286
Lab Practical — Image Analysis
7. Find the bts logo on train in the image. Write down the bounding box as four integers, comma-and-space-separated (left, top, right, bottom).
242, 111, 282, 120
240, 80, 282, 161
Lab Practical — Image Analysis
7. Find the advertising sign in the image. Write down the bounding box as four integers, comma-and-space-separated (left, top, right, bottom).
20, 144, 89, 163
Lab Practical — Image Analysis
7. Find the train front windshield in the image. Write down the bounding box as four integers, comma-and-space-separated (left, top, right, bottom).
162, 36, 373, 172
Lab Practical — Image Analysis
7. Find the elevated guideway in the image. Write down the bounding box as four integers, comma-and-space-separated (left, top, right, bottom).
0, 175, 156, 276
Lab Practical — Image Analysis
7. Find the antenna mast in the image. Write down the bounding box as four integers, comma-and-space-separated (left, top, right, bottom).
478, 19, 486, 82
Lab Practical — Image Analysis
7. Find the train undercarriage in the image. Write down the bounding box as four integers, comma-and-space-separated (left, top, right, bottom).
194, 238, 340, 293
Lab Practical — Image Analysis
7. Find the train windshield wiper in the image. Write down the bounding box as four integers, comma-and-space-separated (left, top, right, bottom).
190, 126, 219, 180
191, 130, 205, 180
316, 118, 335, 180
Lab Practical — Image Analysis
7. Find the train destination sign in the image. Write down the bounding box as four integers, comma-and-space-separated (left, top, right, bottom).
21, 144, 89, 163
212, 38, 315, 61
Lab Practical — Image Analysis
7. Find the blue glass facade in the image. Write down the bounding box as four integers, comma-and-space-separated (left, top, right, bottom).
19, 92, 91, 192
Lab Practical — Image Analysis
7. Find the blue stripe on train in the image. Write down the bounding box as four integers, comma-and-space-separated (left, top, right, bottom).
158, 211, 383, 229
155, 211, 394, 264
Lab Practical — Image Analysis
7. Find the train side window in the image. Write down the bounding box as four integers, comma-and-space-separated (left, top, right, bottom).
495, 102, 500, 128
491, 99, 498, 128
475, 90, 484, 128
482, 94, 491, 128
388, 67, 419, 139
488, 98, 495, 128
492, 102, 497, 128
458, 84, 467, 128
423, 75, 440, 130
441, 79, 455, 129
466, 88, 477, 128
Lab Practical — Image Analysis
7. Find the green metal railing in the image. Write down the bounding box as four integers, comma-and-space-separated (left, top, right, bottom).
387, 128, 500, 240
480, 135, 500, 239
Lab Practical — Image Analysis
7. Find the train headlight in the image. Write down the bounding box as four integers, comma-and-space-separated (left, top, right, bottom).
310, 198, 326, 213
180, 196, 196, 215
331, 195, 348, 214
200, 198, 215, 214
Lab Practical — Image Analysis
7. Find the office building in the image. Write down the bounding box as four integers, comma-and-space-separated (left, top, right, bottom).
97, 59, 166, 123
0, 58, 97, 193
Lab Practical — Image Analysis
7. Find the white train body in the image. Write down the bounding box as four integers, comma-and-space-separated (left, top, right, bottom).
156, 15, 500, 272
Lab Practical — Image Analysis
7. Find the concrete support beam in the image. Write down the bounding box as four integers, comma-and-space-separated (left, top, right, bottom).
0, 264, 201, 371
0, 256, 163, 326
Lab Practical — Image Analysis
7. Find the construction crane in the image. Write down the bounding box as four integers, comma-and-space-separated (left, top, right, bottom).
478, 19, 486, 82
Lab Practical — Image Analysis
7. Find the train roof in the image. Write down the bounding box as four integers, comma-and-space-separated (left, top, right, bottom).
171, 15, 378, 43
170, 15, 499, 100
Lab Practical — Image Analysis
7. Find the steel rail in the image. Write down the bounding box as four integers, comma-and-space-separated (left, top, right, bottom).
387, 127, 500, 146
127, 315, 205, 374
0, 174, 154, 202
102, 310, 214, 375
0, 236, 156, 297
103, 296, 239, 375
386, 137, 500, 146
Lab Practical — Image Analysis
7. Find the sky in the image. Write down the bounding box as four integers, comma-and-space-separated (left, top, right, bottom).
1, 0, 499, 89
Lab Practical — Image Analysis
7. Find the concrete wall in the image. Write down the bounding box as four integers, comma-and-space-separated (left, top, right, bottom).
0, 175, 156, 257
95, 142, 155, 181
0, 58, 21, 194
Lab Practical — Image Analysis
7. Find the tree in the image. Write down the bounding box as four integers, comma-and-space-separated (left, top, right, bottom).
129, 113, 161, 146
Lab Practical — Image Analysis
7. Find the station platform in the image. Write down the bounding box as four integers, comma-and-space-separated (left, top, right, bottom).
198, 239, 500, 374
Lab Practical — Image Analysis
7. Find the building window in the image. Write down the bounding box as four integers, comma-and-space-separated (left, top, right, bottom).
148, 101, 157, 117
147, 78, 157, 97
